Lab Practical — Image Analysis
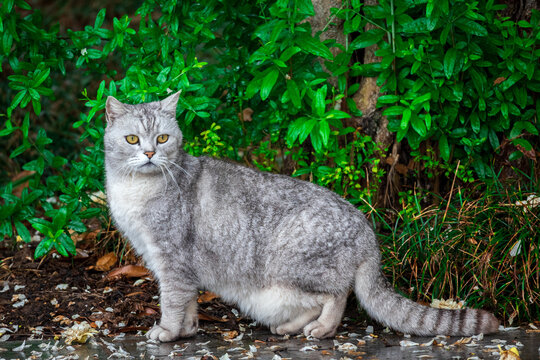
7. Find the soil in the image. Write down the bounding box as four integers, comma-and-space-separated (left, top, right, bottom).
0, 240, 366, 341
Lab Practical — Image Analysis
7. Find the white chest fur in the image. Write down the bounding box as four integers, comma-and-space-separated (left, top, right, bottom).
106, 176, 162, 273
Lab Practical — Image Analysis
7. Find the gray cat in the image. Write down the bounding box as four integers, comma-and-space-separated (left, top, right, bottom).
104, 93, 499, 342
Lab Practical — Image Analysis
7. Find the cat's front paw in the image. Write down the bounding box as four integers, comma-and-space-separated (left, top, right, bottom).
303, 320, 337, 339
146, 324, 180, 342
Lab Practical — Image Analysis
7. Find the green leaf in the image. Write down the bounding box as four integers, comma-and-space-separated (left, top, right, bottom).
10, 143, 29, 158
470, 113, 480, 134
287, 80, 301, 108
512, 138, 532, 151
439, 134, 450, 161
411, 115, 427, 137
32, 67, 50, 87
401, 108, 412, 130
443, 48, 457, 79
319, 120, 330, 147
455, 18, 487, 36
95, 8, 106, 28
59, 232, 76, 256
279, 46, 301, 62
499, 72, 524, 92
382, 106, 405, 116
52, 207, 68, 231
296, 33, 333, 60
378, 95, 400, 104
299, 118, 317, 144
260, 69, 279, 101
310, 124, 323, 153
350, 29, 385, 50
14, 221, 31, 243
31, 221, 52, 237
34, 238, 54, 259
411, 92, 432, 107
313, 85, 327, 117
510, 121, 539, 138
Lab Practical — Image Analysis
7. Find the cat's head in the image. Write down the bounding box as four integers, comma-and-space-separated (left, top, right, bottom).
104, 92, 183, 175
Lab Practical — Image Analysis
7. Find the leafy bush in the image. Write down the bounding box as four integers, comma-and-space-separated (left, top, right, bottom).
0, 0, 538, 322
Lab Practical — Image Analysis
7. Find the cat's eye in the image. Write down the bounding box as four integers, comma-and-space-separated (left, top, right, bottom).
157, 134, 169, 144
125, 135, 139, 144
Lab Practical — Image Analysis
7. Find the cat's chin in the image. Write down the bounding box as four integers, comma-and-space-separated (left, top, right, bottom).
135, 162, 161, 175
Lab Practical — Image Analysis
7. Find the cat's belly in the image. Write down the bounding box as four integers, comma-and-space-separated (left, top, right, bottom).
208, 283, 329, 326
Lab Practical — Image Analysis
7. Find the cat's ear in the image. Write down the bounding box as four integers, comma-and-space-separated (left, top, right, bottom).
105, 96, 126, 124
160, 91, 181, 116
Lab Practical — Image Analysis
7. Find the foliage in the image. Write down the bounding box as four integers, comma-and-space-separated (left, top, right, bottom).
376, 175, 540, 323
0, 0, 538, 323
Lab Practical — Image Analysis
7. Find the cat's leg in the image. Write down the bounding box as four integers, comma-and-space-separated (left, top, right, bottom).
272, 307, 321, 335
147, 286, 198, 342
178, 297, 199, 337
303, 294, 347, 338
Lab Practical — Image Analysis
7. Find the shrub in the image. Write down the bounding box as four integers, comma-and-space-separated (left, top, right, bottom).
0, 0, 538, 322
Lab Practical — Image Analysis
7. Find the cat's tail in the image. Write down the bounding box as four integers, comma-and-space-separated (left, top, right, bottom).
354, 259, 499, 336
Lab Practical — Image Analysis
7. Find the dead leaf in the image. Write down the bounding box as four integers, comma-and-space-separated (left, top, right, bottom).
198, 291, 220, 303
498, 345, 520, 359
198, 312, 228, 323
395, 163, 409, 175
142, 307, 157, 316
61, 321, 98, 344
493, 77, 506, 85
95, 253, 118, 272
321, 350, 332, 355
221, 330, 238, 340
430, 298, 465, 309
238, 108, 254, 122
106, 265, 149, 279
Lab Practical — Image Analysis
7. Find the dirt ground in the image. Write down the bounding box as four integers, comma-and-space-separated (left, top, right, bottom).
0, 240, 367, 341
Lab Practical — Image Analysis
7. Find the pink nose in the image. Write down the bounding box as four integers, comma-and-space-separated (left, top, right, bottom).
144, 151, 155, 159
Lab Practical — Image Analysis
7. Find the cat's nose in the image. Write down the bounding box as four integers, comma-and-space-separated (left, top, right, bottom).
144, 151, 155, 159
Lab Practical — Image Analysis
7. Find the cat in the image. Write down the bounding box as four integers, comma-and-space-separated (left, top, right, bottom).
104, 92, 499, 342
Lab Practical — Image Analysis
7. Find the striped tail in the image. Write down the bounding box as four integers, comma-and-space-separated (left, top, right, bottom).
354, 260, 499, 336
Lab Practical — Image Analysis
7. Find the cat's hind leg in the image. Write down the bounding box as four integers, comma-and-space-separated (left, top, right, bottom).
303, 294, 347, 338
271, 307, 321, 335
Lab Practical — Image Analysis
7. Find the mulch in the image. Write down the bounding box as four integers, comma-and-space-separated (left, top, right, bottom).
0, 241, 259, 340
0, 240, 366, 341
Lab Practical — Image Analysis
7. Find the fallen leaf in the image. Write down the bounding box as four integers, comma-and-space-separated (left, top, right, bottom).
221, 330, 238, 341
142, 307, 157, 316
198, 312, 228, 323
498, 345, 520, 359
95, 253, 118, 272
198, 291, 220, 303
106, 265, 149, 279
61, 321, 98, 344
430, 298, 465, 309
400, 340, 420, 347
451, 337, 472, 346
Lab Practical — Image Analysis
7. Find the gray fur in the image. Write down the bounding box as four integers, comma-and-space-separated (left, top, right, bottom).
104, 93, 499, 342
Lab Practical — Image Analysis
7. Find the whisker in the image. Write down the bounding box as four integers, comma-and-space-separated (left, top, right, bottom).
167, 160, 192, 178
163, 164, 182, 192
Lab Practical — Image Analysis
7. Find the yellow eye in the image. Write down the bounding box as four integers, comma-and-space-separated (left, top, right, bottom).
125, 135, 139, 144
157, 134, 169, 144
